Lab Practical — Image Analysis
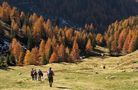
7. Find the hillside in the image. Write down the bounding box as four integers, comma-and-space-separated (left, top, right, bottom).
105, 16, 138, 54
0, 2, 98, 66
0, 1, 138, 90
0, 1, 137, 67
0, 0, 138, 32
1, 51, 138, 90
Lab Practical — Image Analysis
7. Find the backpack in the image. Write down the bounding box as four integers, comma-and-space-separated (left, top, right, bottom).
34, 71, 37, 75
38, 71, 43, 76
48, 70, 53, 77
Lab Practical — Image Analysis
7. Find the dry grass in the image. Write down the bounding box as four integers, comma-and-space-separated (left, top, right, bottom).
1, 51, 138, 90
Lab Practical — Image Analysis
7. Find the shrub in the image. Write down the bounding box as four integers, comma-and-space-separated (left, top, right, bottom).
0, 56, 8, 69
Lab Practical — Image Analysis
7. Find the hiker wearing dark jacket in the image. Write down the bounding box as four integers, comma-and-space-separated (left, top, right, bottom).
38, 69, 43, 81
34, 69, 37, 80
31, 68, 34, 80
47, 67, 54, 87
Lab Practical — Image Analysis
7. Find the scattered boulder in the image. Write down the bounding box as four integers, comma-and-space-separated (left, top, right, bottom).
18, 72, 22, 75
135, 67, 138, 69
101, 65, 106, 69
110, 76, 116, 80
103, 66, 106, 69
95, 72, 99, 74
16, 80, 24, 84
105, 75, 116, 80
122, 70, 126, 72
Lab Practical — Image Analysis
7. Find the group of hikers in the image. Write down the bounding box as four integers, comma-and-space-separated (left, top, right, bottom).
31, 67, 54, 87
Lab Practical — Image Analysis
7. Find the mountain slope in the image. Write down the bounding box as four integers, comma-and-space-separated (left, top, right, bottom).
1, 0, 138, 32
105, 16, 138, 53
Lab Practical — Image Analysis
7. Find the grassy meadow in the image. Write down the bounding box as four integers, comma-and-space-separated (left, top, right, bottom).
1, 51, 138, 90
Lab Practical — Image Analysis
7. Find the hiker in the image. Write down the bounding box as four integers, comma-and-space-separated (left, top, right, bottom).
38, 69, 43, 81
31, 68, 34, 80
34, 69, 37, 80
47, 67, 54, 87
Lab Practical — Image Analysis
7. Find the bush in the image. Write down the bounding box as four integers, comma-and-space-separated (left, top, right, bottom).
7, 54, 16, 66
0, 56, 8, 69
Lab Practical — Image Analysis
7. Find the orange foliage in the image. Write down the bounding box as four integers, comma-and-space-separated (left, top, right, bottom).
49, 51, 58, 63
24, 50, 32, 65
128, 35, 138, 53
11, 38, 23, 63
117, 29, 128, 50
11, 19, 19, 31
85, 38, 93, 52
45, 38, 52, 55
65, 28, 73, 42
31, 47, 41, 65
58, 44, 65, 62
32, 16, 44, 37
70, 39, 80, 61
0, 2, 99, 65
96, 33, 103, 45
29, 13, 38, 23
18, 51, 24, 66
22, 25, 30, 35
39, 40, 45, 62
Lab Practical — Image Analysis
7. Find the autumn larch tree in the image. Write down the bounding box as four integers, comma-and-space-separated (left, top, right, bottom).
44, 38, 53, 63
45, 38, 52, 55
32, 16, 44, 38
18, 51, 25, 66
10, 38, 23, 64
85, 38, 93, 52
123, 31, 133, 53
43, 19, 52, 37
96, 33, 104, 46
106, 35, 114, 52
31, 47, 41, 65
49, 51, 58, 63
111, 40, 118, 52
0, 2, 11, 22
11, 19, 19, 32
39, 40, 45, 64
58, 43, 65, 62
70, 39, 80, 61
65, 28, 73, 42
11, 19, 19, 37
117, 29, 128, 51
29, 13, 38, 23
24, 50, 32, 65
128, 35, 138, 53
22, 25, 30, 36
